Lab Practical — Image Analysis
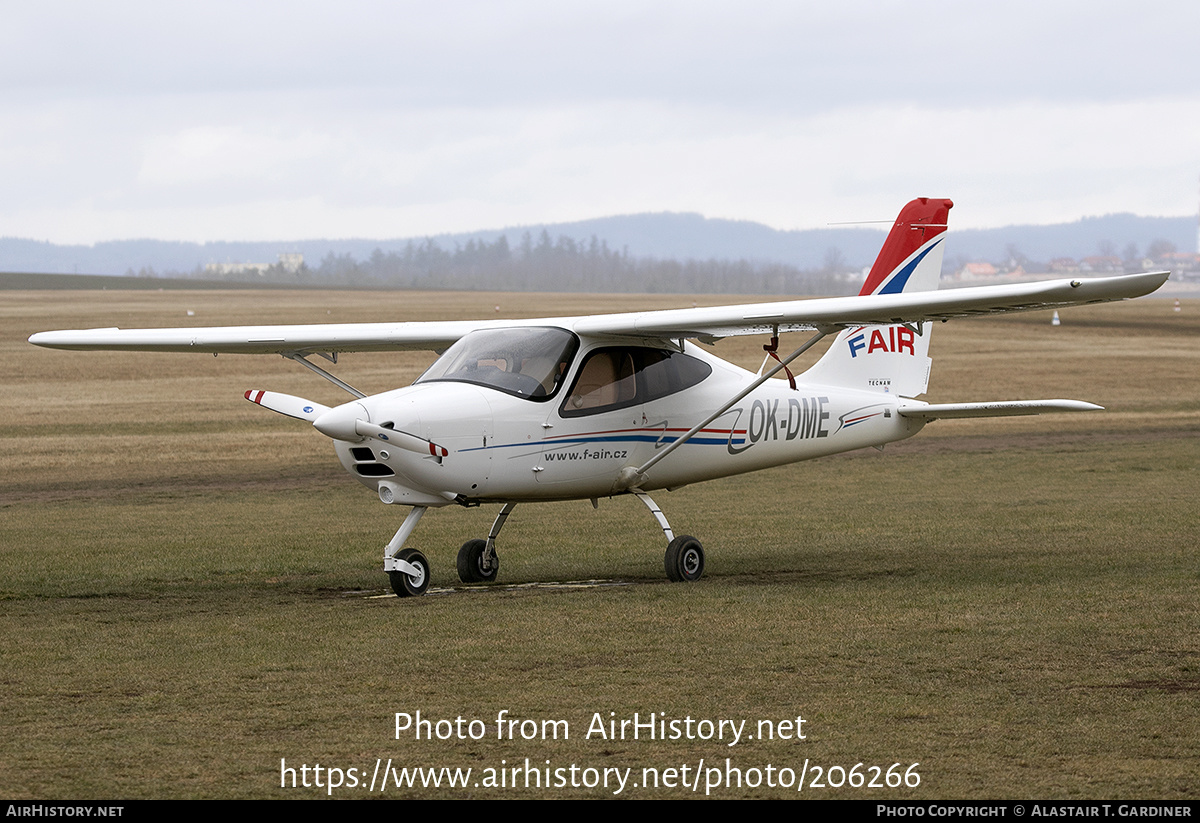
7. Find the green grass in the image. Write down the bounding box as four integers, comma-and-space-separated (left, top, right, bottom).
1, 290, 1197, 798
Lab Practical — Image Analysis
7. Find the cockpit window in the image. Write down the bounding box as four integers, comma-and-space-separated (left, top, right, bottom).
561, 346, 712, 416
416, 327, 579, 401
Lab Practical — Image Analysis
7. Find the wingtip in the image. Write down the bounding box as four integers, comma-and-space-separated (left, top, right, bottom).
1138, 270, 1171, 295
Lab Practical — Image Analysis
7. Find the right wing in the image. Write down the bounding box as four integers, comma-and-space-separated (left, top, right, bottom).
27, 319, 488, 354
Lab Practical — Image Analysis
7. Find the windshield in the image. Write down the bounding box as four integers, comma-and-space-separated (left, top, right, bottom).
416, 327, 579, 401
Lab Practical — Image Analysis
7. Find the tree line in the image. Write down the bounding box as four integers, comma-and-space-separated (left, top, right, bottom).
177, 231, 854, 295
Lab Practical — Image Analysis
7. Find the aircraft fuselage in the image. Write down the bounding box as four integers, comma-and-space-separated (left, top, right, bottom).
331, 336, 925, 506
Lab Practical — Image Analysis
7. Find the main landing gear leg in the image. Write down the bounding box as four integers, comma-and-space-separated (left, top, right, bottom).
457, 502, 514, 583
384, 506, 430, 597
633, 492, 705, 583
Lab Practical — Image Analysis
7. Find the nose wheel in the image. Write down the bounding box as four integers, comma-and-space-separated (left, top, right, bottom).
387, 548, 430, 597
384, 507, 432, 597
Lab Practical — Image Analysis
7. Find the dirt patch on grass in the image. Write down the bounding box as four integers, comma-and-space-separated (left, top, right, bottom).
1109, 679, 1200, 693
857, 422, 1197, 458
0, 470, 348, 506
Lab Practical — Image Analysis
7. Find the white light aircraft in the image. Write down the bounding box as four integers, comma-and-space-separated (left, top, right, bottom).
30, 198, 1169, 596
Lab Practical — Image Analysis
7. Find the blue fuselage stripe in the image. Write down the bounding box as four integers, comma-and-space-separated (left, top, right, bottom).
460, 433, 744, 453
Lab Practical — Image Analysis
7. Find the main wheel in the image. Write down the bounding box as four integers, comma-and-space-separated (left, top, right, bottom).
664, 535, 704, 582
457, 538, 499, 583
389, 548, 430, 597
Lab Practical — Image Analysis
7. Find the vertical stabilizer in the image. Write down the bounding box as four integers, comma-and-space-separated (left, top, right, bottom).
800, 197, 953, 397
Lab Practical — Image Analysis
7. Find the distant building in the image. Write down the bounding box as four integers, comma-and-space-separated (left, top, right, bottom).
1153, 251, 1200, 277
205, 261, 271, 276
956, 262, 998, 281
1080, 255, 1122, 273
205, 252, 304, 277
278, 253, 304, 272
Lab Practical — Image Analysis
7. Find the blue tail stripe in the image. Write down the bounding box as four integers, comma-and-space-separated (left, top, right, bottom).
878, 238, 942, 295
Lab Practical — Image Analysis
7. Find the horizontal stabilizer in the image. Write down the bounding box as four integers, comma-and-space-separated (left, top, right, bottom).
244, 390, 330, 422
898, 399, 1103, 421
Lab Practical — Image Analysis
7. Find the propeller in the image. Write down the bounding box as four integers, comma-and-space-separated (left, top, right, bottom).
245, 389, 448, 460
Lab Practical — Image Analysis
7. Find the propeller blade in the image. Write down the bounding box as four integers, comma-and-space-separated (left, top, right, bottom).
244, 390, 331, 422
355, 420, 449, 459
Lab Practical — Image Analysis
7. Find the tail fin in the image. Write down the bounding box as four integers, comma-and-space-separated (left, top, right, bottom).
800, 197, 953, 397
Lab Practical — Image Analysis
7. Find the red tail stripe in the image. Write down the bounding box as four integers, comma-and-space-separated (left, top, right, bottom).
859, 197, 953, 296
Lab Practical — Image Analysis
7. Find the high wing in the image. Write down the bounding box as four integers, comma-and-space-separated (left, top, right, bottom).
28, 271, 1168, 354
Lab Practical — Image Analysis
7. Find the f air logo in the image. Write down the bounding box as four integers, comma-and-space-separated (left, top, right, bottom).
847, 326, 917, 358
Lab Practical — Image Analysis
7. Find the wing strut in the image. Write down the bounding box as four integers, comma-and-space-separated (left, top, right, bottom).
282, 352, 365, 398
618, 329, 831, 490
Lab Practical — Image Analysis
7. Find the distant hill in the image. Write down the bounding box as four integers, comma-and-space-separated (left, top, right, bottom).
946, 214, 1196, 266
1, 212, 1194, 277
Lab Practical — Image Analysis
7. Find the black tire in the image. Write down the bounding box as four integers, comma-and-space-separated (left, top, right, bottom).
664, 535, 704, 582
457, 538, 499, 583
389, 548, 430, 597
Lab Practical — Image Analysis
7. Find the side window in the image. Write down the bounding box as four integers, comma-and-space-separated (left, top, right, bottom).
568, 349, 636, 411
561, 347, 711, 416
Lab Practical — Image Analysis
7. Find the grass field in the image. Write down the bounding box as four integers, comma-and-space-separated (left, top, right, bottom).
2, 288, 1197, 799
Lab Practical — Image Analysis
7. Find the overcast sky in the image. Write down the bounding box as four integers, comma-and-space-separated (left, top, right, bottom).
3, 1, 1198, 244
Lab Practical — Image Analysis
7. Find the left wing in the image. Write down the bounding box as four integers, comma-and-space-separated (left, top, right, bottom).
29, 271, 1168, 354
571, 271, 1168, 340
